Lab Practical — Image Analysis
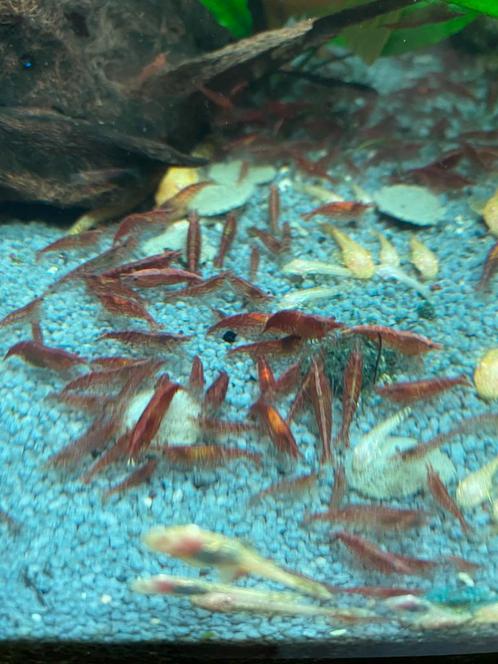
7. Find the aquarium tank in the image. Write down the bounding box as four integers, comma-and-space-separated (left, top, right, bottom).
0, 0, 498, 661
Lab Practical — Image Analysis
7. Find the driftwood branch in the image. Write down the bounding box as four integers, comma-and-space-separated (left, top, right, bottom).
0, 0, 419, 211
151, 0, 418, 97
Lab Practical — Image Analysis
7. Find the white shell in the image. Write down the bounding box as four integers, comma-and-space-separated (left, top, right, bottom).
374, 184, 444, 226
188, 181, 255, 216
124, 389, 201, 446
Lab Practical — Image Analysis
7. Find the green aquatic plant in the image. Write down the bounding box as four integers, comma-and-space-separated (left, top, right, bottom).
340, 1, 477, 62
301, 334, 399, 397
198, 0, 253, 37
448, 0, 498, 17
200, 0, 497, 61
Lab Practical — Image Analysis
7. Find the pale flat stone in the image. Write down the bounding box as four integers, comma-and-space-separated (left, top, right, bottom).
374, 184, 444, 226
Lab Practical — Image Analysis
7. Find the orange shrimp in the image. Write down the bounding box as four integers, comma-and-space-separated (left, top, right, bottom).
155, 445, 261, 469
164, 273, 229, 302
249, 471, 318, 506
342, 324, 443, 355
477, 240, 498, 291
263, 309, 344, 339
99, 330, 191, 350
93, 292, 161, 330
375, 375, 471, 404
214, 212, 237, 269
228, 335, 303, 359
203, 371, 229, 413
102, 459, 159, 502
249, 245, 260, 280
207, 312, 270, 336
189, 355, 205, 396
339, 345, 363, 448
257, 357, 276, 394
49, 417, 122, 467
122, 268, 201, 288
248, 227, 284, 254
332, 531, 438, 576
426, 465, 471, 534
127, 376, 181, 459
4, 340, 87, 371
102, 250, 181, 278
304, 505, 428, 531
268, 185, 280, 234
0, 296, 43, 329
227, 273, 273, 302
250, 400, 300, 460
301, 201, 372, 221
36, 229, 103, 260
308, 356, 333, 464
187, 211, 201, 273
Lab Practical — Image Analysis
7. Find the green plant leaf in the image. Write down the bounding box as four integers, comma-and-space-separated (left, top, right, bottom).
199, 0, 253, 38
443, 0, 498, 18
382, 5, 477, 56
332, 1, 478, 60
341, 10, 403, 64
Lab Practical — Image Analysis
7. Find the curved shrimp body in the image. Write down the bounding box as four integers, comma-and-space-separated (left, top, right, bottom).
324, 225, 376, 279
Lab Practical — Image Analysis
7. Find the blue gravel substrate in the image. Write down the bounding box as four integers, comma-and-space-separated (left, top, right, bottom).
0, 45, 497, 648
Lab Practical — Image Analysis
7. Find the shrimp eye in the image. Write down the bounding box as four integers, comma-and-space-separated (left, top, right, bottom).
20, 54, 34, 70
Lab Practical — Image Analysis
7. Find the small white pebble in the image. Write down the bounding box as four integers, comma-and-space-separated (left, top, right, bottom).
32, 613, 42, 623
101, 594, 112, 604
458, 572, 475, 587
290, 222, 309, 237
47, 266, 59, 274
329, 629, 347, 637
143, 496, 153, 508
172, 489, 183, 503
150, 617, 161, 625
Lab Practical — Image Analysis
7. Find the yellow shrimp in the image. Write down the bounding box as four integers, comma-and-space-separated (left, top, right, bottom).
323, 225, 376, 279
